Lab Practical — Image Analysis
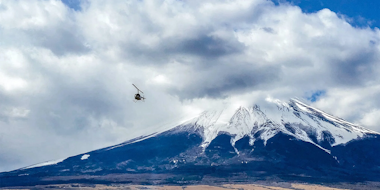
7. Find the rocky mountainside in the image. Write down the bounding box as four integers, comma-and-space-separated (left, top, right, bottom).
1, 99, 380, 187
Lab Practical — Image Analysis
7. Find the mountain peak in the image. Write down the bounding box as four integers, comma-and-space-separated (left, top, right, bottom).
176, 98, 379, 153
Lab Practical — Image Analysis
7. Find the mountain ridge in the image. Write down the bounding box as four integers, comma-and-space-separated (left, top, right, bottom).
173, 98, 378, 154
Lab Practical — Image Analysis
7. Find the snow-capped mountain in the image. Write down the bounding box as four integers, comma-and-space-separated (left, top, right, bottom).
179, 98, 378, 153
1, 99, 380, 187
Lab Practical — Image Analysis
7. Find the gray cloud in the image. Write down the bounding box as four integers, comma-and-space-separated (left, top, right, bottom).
174, 35, 245, 58
330, 49, 378, 86
170, 62, 281, 99
34, 28, 90, 56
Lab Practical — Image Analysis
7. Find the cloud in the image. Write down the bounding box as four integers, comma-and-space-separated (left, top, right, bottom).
0, 0, 380, 171
359, 109, 380, 130
312, 85, 380, 132
0, 1, 89, 56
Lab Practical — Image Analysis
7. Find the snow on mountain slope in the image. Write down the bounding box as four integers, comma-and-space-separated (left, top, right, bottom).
21, 158, 66, 170
176, 98, 379, 154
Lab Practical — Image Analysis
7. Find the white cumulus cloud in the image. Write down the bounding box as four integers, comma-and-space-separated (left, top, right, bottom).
0, 0, 380, 172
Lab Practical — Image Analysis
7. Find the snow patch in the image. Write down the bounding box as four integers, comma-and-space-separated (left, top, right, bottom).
81, 154, 90, 160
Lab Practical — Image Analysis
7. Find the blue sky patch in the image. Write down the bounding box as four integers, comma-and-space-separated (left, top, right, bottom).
61, 0, 82, 11
272, 0, 380, 28
307, 90, 326, 102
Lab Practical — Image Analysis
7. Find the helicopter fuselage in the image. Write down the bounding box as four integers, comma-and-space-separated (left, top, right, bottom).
135, 93, 142, 100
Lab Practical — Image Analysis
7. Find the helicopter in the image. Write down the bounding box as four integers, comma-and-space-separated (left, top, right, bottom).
132, 84, 145, 102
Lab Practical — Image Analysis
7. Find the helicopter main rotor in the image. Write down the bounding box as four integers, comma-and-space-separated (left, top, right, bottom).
132, 84, 143, 94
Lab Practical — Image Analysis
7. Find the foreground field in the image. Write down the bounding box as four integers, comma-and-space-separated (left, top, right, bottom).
4, 183, 380, 190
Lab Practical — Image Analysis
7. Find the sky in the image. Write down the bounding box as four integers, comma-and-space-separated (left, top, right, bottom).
274, 0, 380, 28
0, 0, 380, 172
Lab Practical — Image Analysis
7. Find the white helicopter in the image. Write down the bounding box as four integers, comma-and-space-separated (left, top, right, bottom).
132, 84, 145, 102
